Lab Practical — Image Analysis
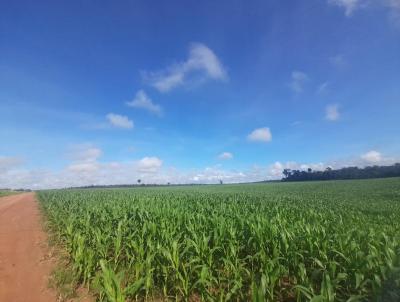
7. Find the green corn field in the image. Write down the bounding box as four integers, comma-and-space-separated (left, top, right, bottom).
38, 178, 400, 301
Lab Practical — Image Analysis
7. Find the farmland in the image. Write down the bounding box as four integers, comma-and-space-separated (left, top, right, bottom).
38, 178, 400, 301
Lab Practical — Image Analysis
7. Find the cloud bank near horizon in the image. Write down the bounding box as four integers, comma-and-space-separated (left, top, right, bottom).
0, 146, 397, 190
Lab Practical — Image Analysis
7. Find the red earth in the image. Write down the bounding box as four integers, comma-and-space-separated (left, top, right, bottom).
0, 193, 57, 302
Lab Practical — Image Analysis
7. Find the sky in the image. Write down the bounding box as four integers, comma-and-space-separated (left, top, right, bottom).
1, 0, 400, 189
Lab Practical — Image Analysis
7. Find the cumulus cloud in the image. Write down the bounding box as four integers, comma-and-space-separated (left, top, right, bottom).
190, 166, 247, 183
2, 144, 399, 189
325, 104, 340, 121
106, 113, 134, 129
328, 0, 361, 16
126, 90, 162, 116
247, 127, 272, 142
0, 160, 313, 189
0, 146, 165, 188
137, 157, 163, 173
268, 161, 326, 177
361, 150, 382, 163
218, 152, 233, 160
289, 71, 309, 93
1, 151, 400, 189
143, 43, 227, 92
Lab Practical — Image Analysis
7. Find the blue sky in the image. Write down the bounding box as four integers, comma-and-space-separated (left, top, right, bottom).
1, 0, 400, 188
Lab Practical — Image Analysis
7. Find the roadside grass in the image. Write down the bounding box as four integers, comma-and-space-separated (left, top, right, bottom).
49, 261, 79, 301
0, 190, 19, 197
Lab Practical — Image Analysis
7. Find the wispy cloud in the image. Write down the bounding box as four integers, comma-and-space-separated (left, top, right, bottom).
328, 0, 400, 26
106, 113, 134, 129
386, 0, 400, 26
291, 121, 303, 126
325, 104, 340, 121
143, 43, 227, 92
67, 143, 102, 162
329, 54, 347, 68
316, 82, 330, 95
218, 152, 233, 160
289, 71, 309, 93
247, 127, 272, 142
126, 90, 162, 116
328, 0, 361, 16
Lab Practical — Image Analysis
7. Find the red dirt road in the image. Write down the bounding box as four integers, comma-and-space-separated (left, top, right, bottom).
0, 193, 57, 302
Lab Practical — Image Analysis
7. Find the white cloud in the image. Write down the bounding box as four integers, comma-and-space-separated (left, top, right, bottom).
2, 143, 399, 189
328, 0, 400, 25
268, 161, 285, 177
218, 152, 233, 160
0, 146, 165, 188
317, 82, 329, 94
143, 43, 227, 92
0, 159, 321, 189
126, 90, 162, 116
325, 104, 340, 121
67, 144, 102, 162
291, 121, 303, 126
328, 0, 361, 16
190, 166, 246, 183
247, 127, 272, 142
106, 113, 134, 129
67, 162, 100, 173
361, 150, 382, 163
289, 71, 309, 93
386, 0, 400, 26
1, 151, 400, 189
137, 157, 163, 173
268, 161, 326, 178
0, 156, 23, 173
65, 144, 102, 174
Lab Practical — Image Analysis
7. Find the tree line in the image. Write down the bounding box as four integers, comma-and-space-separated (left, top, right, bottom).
282, 163, 400, 181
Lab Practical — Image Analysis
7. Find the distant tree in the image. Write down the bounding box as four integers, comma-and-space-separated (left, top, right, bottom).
137, 179, 141, 185
281, 163, 400, 182
219, 180, 223, 185
283, 169, 291, 178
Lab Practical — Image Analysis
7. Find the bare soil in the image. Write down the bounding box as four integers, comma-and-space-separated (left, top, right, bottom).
0, 193, 57, 302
